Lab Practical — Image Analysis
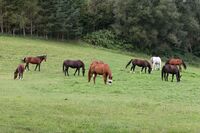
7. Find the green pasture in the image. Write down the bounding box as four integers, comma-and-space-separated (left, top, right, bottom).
0, 36, 200, 133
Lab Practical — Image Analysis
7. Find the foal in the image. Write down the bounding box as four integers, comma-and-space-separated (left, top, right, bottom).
14, 64, 25, 80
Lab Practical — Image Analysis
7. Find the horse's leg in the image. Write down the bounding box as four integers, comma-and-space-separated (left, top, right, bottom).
153, 62, 155, 70
21, 73, 23, 80
171, 74, 174, 82
27, 63, 30, 71
141, 67, 144, 73
166, 73, 169, 81
103, 74, 107, 84
74, 68, 78, 76
93, 73, 97, 84
78, 68, 80, 76
132, 65, 136, 73
145, 67, 147, 73
66, 67, 69, 76
64, 68, 67, 76
25, 63, 29, 71
25, 63, 27, 70
38, 64, 41, 71
34, 64, 38, 71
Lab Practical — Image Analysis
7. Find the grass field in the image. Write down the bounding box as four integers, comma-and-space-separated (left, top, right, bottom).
0, 36, 200, 133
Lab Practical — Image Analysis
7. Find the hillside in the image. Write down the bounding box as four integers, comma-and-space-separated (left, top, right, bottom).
0, 36, 200, 133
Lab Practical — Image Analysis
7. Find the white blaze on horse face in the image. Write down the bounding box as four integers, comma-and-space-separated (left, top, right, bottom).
108, 79, 112, 85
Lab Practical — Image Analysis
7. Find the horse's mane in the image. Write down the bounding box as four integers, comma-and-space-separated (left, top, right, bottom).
37, 55, 46, 59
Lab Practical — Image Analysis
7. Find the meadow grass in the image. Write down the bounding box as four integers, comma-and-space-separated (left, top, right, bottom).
0, 36, 200, 133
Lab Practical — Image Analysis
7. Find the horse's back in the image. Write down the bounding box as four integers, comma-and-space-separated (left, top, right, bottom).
163, 64, 179, 74
25, 57, 41, 64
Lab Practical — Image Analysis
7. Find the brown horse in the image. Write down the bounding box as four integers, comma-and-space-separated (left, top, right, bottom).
63, 60, 85, 76
14, 64, 25, 80
88, 61, 112, 85
22, 55, 47, 71
126, 59, 152, 74
162, 64, 181, 82
165, 58, 186, 71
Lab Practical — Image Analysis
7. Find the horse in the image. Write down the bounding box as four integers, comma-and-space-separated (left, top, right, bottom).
22, 55, 47, 71
165, 58, 186, 71
88, 61, 112, 85
150, 56, 162, 70
161, 64, 181, 82
14, 64, 25, 80
126, 59, 152, 74
63, 60, 85, 76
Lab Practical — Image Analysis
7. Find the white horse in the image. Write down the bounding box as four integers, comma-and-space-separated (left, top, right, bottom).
150, 57, 162, 70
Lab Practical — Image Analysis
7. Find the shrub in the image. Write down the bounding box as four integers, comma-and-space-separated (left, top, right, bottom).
83, 30, 122, 49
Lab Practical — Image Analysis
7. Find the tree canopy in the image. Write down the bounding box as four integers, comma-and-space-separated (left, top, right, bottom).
0, 0, 200, 57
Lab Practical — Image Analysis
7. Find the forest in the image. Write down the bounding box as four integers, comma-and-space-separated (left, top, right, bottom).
0, 0, 200, 57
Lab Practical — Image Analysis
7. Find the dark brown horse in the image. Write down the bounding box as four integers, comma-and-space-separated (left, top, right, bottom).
162, 64, 181, 82
22, 55, 47, 71
63, 60, 85, 76
14, 64, 25, 80
165, 58, 186, 71
88, 61, 112, 85
126, 59, 152, 74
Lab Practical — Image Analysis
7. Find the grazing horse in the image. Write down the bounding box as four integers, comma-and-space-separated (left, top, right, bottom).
63, 60, 85, 76
88, 61, 112, 85
126, 59, 152, 74
23, 55, 47, 71
14, 64, 25, 80
162, 64, 181, 82
150, 56, 162, 70
165, 58, 186, 71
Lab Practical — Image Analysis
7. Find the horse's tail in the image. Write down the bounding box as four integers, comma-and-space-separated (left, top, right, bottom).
126, 59, 133, 68
88, 67, 92, 82
22, 57, 26, 63
182, 60, 187, 69
63, 62, 65, 72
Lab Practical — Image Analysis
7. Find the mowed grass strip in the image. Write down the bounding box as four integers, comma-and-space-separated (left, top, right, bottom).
0, 36, 200, 133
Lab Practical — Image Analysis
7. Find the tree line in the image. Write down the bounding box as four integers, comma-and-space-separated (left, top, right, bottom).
0, 0, 200, 57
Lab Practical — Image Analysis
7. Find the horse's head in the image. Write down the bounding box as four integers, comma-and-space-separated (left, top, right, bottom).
177, 74, 182, 82
44, 55, 47, 62
108, 75, 113, 85
148, 62, 152, 74
14, 71, 18, 79
82, 68, 85, 76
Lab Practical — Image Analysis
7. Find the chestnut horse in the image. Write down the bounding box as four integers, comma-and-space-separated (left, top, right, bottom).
162, 64, 181, 82
126, 59, 152, 74
14, 64, 25, 80
88, 61, 112, 85
165, 58, 186, 71
22, 55, 47, 71
63, 60, 85, 76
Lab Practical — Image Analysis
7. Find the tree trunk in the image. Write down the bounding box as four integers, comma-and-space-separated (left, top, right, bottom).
13, 28, 15, 36
0, 22, 3, 33
0, 9, 3, 33
23, 27, 25, 36
61, 33, 64, 41
30, 21, 33, 36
